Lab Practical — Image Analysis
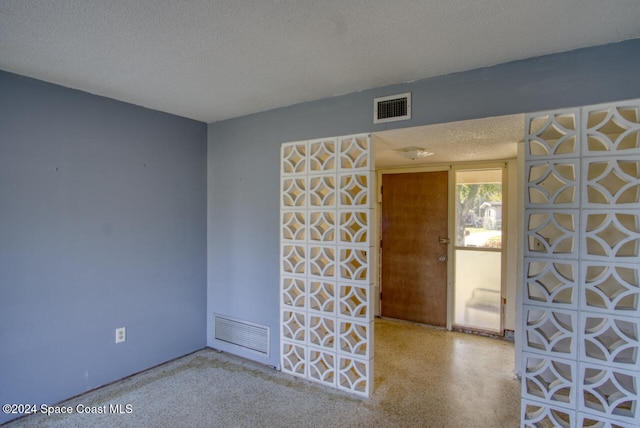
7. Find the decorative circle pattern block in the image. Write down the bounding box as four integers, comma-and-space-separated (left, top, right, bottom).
281, 341, 306, 376
282, 245, 306, 276
309, 315, 336, 350
308, 280, 335, 314
309, 246, 336, 279
308, 211, 335, 243
527, 161, 578, 207
584, 105, 640, 155
580, 365, 638, 423
339, 320, 370, 358
524, 306, 576, 357
585, 159, 640, 207
583, 211, 640, 260
581, 314, 639, 369
281, 143, 307, 175
281, 211, 306, 242
339, 248, 369, 282
282, 277, 305, 309
339, 284, 370, 320
309, 139, 336, 174
338, 356, 370, 395
524, 259, 577, 308
526, 111, 579, 159
339, 211, 369, 245
523, 353, 576, 407
308, 348, 336, 385
282, 310, 306, 343
526, 211, 578, 258
582, 263, 639, 314
282, 177, 306, 208
339, 136, 371, 170
309, 176, 336, 207
339, 174, 370, 207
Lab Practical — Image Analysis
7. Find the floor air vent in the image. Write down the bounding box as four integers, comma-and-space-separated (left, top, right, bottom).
374, 92, 411, 124
214, 315, 270, 356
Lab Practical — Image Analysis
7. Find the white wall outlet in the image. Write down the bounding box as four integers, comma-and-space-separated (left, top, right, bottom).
115, 327, 126, 344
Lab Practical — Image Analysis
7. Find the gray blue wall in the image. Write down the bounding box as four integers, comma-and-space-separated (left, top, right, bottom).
207, 39, 640, 368
0, 71, 207, 424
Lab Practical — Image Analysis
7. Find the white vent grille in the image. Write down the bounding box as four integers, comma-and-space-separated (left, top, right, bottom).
214, 315, 269, 356
374, 92, 411, 123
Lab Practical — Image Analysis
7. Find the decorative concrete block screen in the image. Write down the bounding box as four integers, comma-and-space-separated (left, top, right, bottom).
280, 134, 375, 396
521, 100, 640, 427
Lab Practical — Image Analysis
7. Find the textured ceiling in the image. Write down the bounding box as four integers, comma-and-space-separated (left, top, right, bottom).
1, 1, 640, 124
373, 114, 525, 168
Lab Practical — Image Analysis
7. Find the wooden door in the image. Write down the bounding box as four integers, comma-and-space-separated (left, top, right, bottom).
381, 171, 448, 326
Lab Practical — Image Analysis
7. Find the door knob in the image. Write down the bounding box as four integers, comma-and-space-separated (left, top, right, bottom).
438, 255, 447, 262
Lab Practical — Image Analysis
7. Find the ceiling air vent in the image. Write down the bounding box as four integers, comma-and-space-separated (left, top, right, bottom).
374, 92, 411, 124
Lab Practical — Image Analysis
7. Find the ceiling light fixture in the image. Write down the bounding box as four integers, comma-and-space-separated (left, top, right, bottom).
396, 147, 434, 160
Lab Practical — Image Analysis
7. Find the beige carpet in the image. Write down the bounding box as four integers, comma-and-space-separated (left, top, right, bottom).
3, 318, 521, 427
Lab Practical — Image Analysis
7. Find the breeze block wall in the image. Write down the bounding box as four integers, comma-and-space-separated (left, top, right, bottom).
521, 99, 640, 427
280, 134, 375, 396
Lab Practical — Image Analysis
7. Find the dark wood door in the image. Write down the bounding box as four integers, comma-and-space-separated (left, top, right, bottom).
381, 171, 448, 326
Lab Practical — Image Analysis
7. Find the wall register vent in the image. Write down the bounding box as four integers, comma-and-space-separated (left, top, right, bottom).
374, 92, 411, 124
214, 314, 270, 356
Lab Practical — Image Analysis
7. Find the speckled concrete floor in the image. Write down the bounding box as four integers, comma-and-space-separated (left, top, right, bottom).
4, 318, 521, 427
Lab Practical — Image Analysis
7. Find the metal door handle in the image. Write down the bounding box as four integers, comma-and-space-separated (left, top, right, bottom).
438, 255, 447, 262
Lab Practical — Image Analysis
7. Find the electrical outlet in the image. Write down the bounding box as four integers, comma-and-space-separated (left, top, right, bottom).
115, 327, 126, 344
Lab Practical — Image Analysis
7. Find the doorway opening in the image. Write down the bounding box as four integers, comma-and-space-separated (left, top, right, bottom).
372, 113, 523, 336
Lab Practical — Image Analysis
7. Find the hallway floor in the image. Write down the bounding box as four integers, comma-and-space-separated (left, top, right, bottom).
374, 318, 521, 426
4, 318, 521, 427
